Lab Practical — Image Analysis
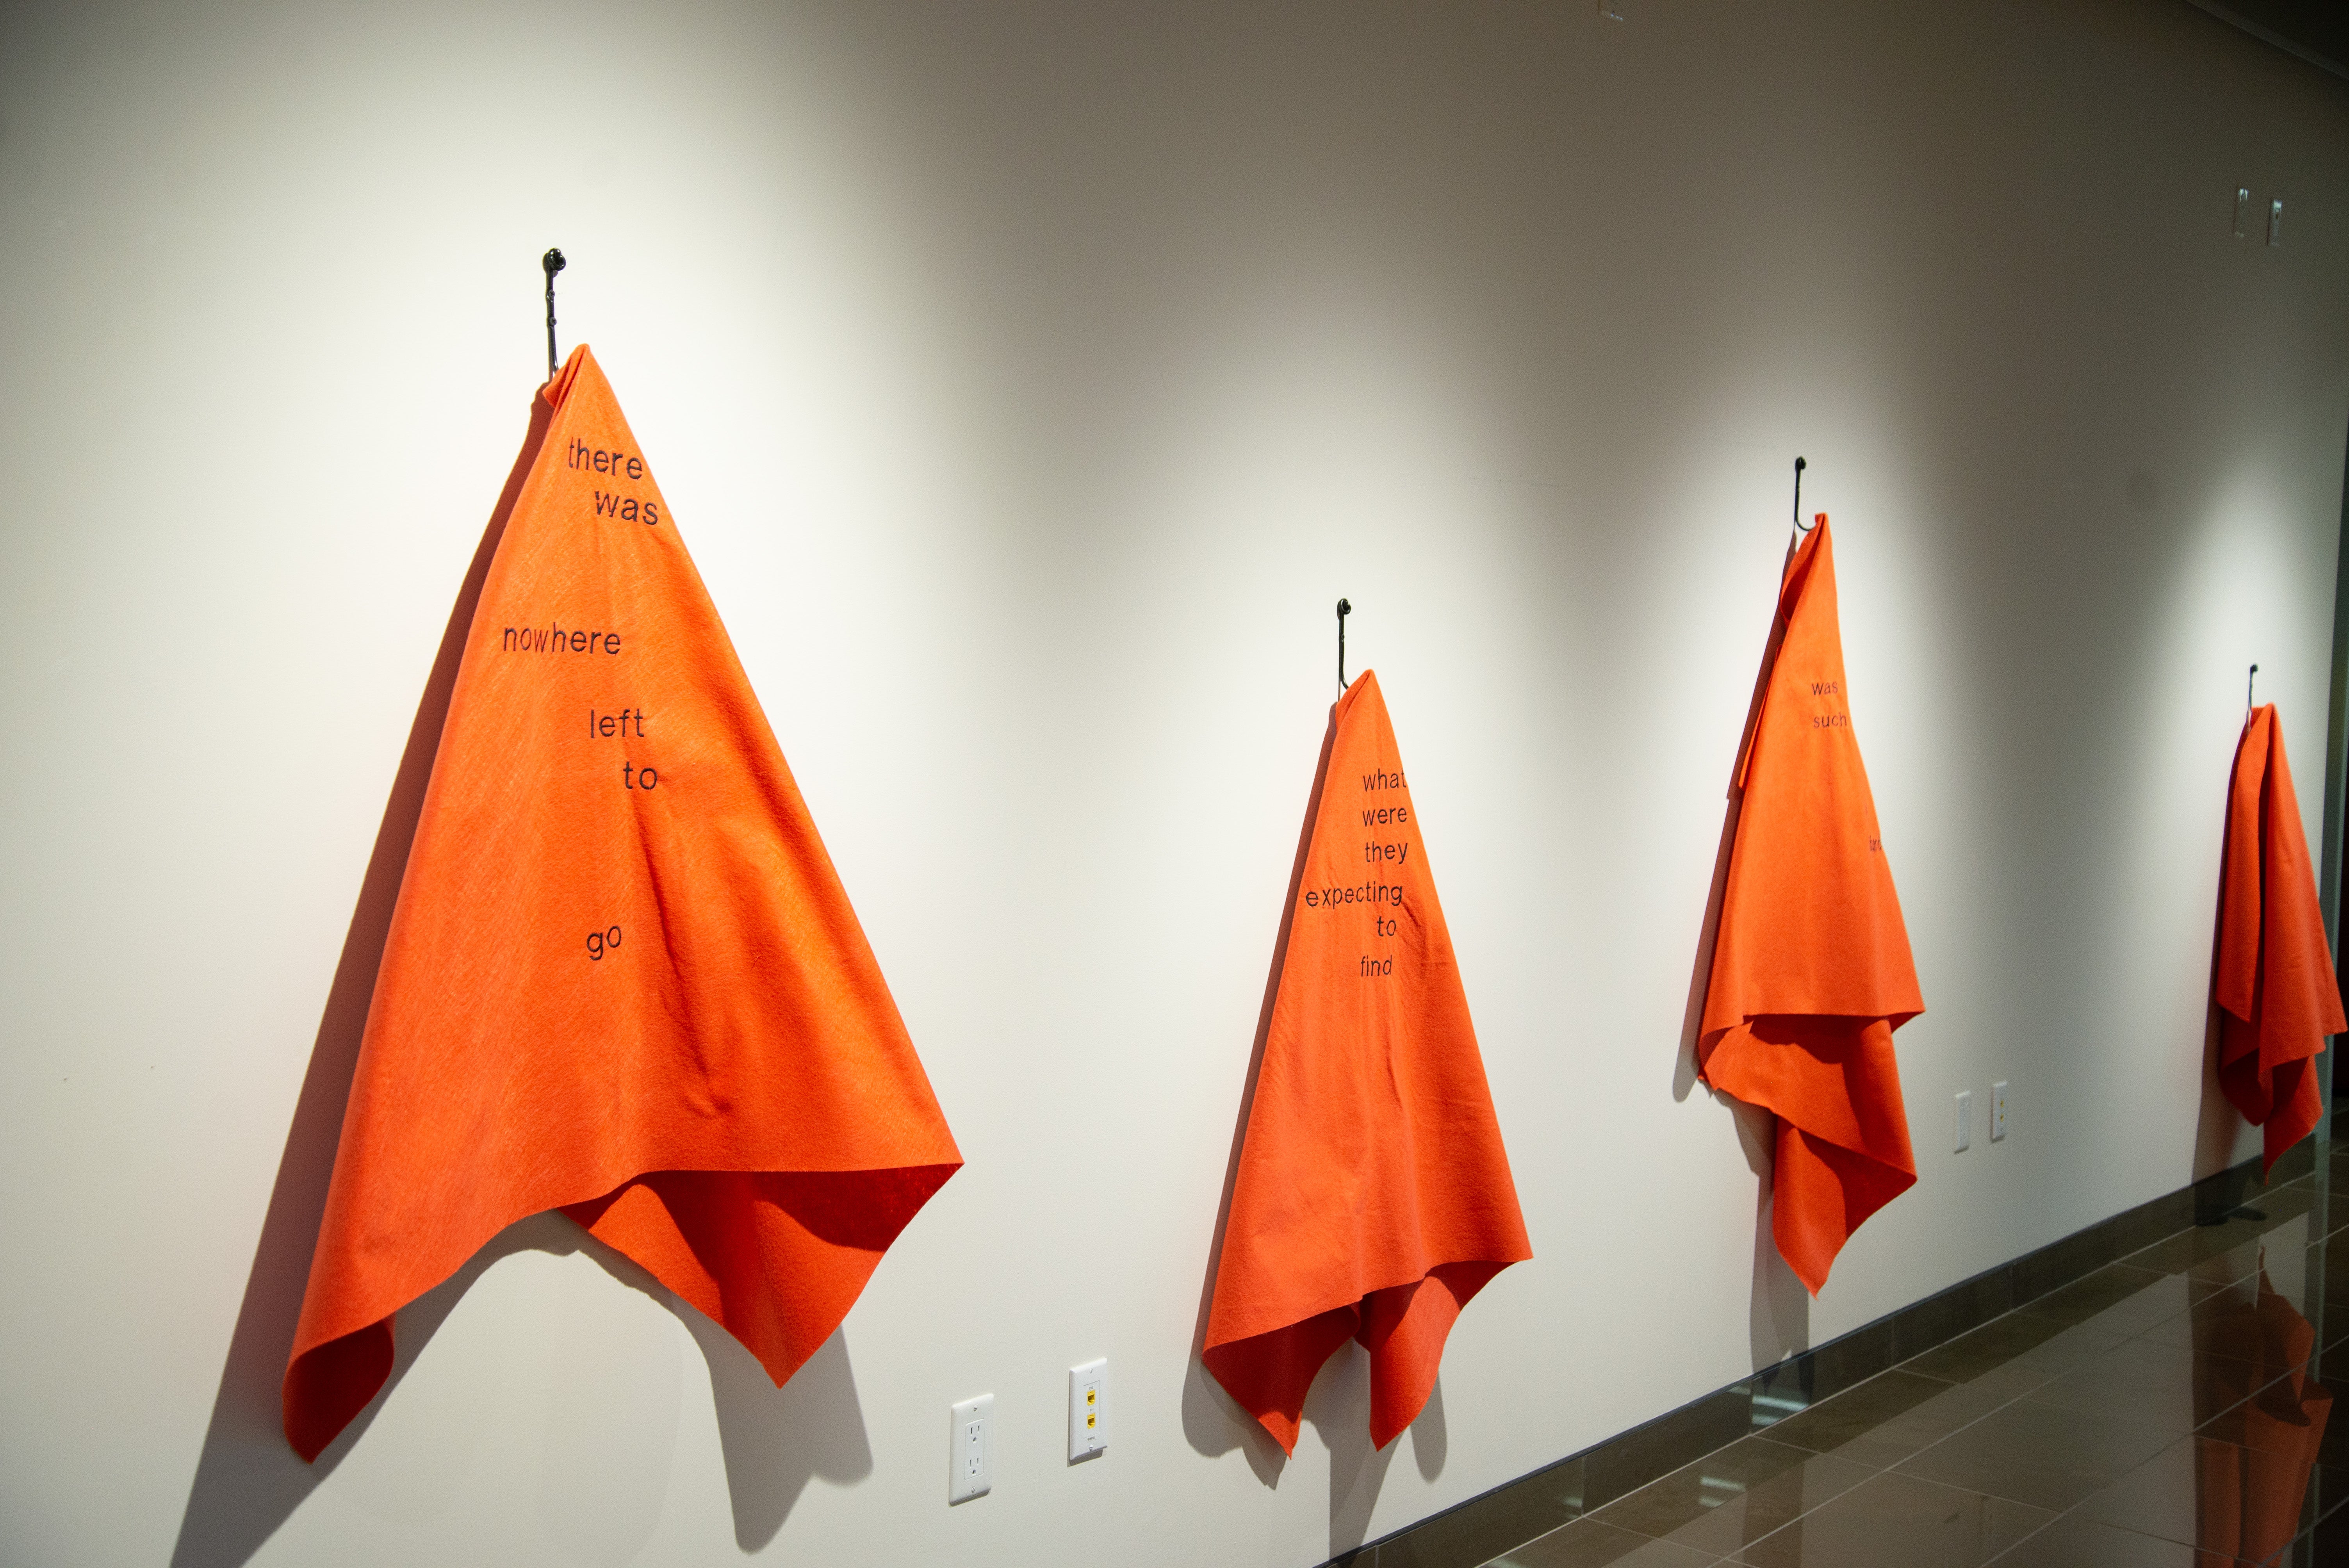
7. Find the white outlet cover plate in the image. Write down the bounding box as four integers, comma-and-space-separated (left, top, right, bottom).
949, 1394, 993, 1504
1068, 1358, 1107, 1462
1991, 1081, 2009, 1142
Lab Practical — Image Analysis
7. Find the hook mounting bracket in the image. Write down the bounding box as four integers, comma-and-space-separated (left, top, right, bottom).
542, 248, 567, 380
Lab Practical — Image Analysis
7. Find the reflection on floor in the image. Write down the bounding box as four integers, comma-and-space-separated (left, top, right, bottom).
1488, 1149, 2349, 1567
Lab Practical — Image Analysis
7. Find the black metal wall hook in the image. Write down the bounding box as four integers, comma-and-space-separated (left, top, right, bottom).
1336, 599, 1352, 691
542, 248, 567, 379
1791, 456, 1814, 537
2249, 663, 2260, 715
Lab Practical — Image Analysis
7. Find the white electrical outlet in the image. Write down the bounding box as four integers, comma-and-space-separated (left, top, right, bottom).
1991, 1082, 2009, 1142
1068, 1358, 1108, 1462
1954, 1090, 1972, 1153
948, 1394, 993, 1504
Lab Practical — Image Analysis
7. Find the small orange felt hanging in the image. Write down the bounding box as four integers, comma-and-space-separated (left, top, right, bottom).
2214, 703, 2342, 1175
1700, 516, 1922, 1295
1204, 671, 1530, 1454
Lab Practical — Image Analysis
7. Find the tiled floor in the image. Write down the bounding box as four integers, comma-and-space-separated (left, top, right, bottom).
1485, 1149, 2349, 1567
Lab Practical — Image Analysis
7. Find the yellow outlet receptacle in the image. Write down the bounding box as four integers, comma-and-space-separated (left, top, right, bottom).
1069, 1358, 1109, 1460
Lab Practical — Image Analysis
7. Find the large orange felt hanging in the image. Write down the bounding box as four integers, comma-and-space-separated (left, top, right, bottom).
283, 347, 961, 1461
1204, 672, 1530, 1454
2215, 704, 2342, 1175
1700, 517, 1921, 1296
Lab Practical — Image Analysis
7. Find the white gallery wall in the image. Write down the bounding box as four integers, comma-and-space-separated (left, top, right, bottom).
4, 1, 2348, 1564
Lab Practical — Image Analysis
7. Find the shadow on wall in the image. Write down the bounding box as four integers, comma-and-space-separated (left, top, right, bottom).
1677, 772, 1809, 1369
166, 394, 550, 1568
1736, 1103, 1811, 1369
550, 1221, 877, 1554
2192, 777, 2251, 1208
166, 395, 874, 1565
1312, 1346, 1399, 1559
1178, 710, 1339, 1490
666, 1277, 873, 1548
2194, 999, 2249, 1190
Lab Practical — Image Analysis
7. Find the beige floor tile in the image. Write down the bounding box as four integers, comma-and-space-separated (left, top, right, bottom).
1983, 1515, 2245, 1566
1490, 1518, 1721, 1566
2024, 1338, 2265, 1433
1763, 1371, 2011, 1470
1729, 1472, 2050, 1567
1893, 1399, 2175, 1511
2069, 1434, 2342, 1560
1588, 1439, 1873, 1558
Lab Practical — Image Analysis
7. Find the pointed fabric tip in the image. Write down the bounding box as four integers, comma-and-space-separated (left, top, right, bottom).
1699, 518, 1921, 1295
1203, 671, 1530, 1453
282, 345, 961, 1460
540, 342, 588, 408
2215, 704, 2342, 1176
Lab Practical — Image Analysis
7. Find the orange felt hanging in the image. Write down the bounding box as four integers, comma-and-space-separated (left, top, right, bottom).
2214, 703, 2342, 1175
1204, 671, 1531, 1454
1700, 516, 1922, 1295
283, 346, 961, 1461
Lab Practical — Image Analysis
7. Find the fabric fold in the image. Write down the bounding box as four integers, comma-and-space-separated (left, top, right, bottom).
2214, 703, 2343, 1175
1203, 671, 1530, 1454
1699, 516, 1921, 1295
283, 346, 960, 1461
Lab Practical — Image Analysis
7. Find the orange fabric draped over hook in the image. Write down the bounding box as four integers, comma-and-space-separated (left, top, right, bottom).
1203, 671, 1530, 1455
1699, 516, 1921, 1296
282, 346, 962, 1461
2215, 704, 2342, 1175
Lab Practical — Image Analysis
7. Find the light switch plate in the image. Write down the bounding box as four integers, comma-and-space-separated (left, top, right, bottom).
2269, 198, 2284, 247
1955, 1090, 1972, 1153
2235, 186, 2251, 238
1991, 1081, 2009, 1143
1068, 1358, 1108, 1461
949, 1394, 993, 1504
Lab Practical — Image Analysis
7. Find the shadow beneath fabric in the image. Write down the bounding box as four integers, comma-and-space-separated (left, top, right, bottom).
1735, 1100, 1809, 1370
1675, 795, 1744, 1102
1309, 1345, 1399, 1560
1409, 1377, 1448, 1482
2196, 994, 2259, 1219
687, 1320, 873, 1552
2194, 833, 2253, 1208
570, 1230, 875, 1550
168, 397, 550, 1568
1180, 704, 1342, 1486
1680, 536, 1793, 1104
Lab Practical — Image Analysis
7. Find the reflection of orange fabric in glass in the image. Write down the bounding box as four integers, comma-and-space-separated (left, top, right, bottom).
283, 347, 961, 1461
1204, 672, 1531, 1454
2194, 1270, 2332, 1562
1700, 518, 1921, 1295
2215, 705, 2343, 1175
